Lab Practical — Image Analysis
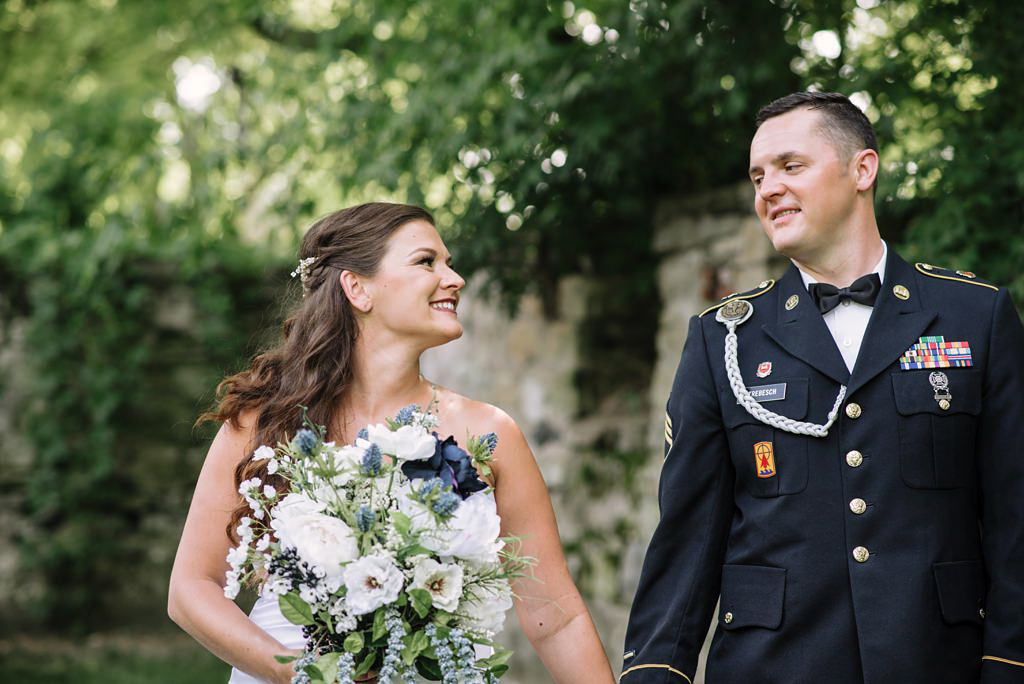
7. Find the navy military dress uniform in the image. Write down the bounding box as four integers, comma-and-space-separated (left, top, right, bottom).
622, 251, 1024, 683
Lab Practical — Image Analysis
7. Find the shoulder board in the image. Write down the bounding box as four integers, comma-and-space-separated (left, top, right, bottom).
700, 279, 776, 317
915, 262, 998, 291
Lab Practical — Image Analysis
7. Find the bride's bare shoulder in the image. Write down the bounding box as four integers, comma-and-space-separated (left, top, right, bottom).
436, 387, 527, 447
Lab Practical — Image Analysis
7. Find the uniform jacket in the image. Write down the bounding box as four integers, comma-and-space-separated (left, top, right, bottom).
622, 251, 1024, 684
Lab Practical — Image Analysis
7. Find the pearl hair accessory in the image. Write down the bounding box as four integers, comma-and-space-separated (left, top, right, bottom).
290, 256, 317, 294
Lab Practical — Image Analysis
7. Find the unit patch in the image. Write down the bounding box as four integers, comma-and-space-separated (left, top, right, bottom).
755, 441, 776, 478
899, 336, 973, 369
756, 361, 773, 378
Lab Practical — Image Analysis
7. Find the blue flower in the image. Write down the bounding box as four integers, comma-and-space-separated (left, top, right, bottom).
356, 505, 375, 532
402, 434, 488, 499
293, 429, 318, 456
356, 427, 368, 442
395, 404, 419, 426
481, 432, 498, 454
418, 478, 443, 499
361, 443, 382, 475
432, 490, 461, 517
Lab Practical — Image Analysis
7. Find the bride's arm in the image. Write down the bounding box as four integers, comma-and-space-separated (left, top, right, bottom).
167, 416, 299, 684
488, 409, 616, 684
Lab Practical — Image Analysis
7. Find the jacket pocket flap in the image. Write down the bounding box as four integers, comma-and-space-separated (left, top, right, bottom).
720, 378, 809, 428
892, 369, 982, 416
719, 564, 786, 630
933, 559, 986, 625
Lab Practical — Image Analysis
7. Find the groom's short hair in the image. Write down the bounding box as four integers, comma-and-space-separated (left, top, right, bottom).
756, 91, 878, 163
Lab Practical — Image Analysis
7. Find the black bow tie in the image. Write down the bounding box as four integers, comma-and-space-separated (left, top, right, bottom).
808, 273, 881, 314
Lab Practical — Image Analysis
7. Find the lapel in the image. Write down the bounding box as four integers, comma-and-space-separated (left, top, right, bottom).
846, 251, 936, 396
762, 264, 851, 386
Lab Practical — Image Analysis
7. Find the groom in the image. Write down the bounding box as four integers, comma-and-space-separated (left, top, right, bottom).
622, 91, 1024, 683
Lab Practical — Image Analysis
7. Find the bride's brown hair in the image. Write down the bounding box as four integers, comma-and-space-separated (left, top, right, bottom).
199, 202, 434, 541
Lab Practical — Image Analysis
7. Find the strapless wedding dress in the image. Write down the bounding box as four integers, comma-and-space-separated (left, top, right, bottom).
227, 593, 307, 684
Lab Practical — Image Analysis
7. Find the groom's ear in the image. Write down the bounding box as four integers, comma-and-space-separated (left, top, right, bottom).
339, 270, 372, 313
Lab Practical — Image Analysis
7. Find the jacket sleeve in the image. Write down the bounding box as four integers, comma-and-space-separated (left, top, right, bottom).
979, 289, 1024, 683
621, 315, 734, 683
974, 290, 1024, 684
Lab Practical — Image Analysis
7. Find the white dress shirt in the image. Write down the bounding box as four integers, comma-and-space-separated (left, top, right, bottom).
798, 241, 888, 373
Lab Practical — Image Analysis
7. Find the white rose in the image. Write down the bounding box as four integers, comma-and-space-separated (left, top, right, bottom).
272, 512, 358, 579
343, 554, 405, 615
459, 579, 513, 635
332, 444, 366, 469
252, 445, 276, 461
424, 492, 503, 565
366, 423, 436, 461
409, 557, 464, 613
272, 492, 326, 521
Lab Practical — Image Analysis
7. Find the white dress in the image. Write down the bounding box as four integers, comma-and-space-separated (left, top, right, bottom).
227, 594, 307, 684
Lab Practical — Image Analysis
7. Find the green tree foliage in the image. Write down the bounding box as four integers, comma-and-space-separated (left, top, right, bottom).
1, 0, 1022, 630
774, 0, 1024, 296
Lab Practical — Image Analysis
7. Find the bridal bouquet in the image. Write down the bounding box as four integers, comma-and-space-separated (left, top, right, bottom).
224, 405, 530, 684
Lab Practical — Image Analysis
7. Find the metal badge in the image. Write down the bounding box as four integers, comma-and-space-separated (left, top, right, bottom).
719, 299, 751, 321
929, 370, 952, 410
893, 284, 910, 300
756, 361, 772, 378
785, 294, 799, 310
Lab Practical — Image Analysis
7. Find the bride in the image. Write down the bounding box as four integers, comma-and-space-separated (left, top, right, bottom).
168, 202, 615, 684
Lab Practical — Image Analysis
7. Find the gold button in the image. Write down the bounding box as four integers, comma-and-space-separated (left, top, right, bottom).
921, 263, 934, 271
759, 280, 770, 288
939, 399, 950, 411
846, 450, 864, 467
852, 546, 870, 563
846, 403, 862, 419
849, 498, 867, 515
723, 612, 734, 624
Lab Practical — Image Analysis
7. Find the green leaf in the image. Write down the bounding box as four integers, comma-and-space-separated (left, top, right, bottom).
398, 543, 432, 560
390, 510, 412, 537
274, 654, 299, 664
316, 652, 341, 683
373, 608, 388, 641
344, 631, 365, 654
402, 629, 430, 666
415, 657, 443, 680
408, 588, 432, 618
355, 651, 377, 677
477, 647, 514, 669
279, 592, 314, 626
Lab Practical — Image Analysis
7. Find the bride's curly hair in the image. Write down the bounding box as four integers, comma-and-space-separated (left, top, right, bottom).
198, 202, 434, 541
